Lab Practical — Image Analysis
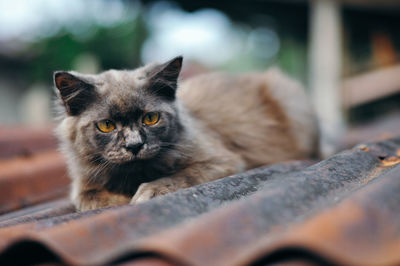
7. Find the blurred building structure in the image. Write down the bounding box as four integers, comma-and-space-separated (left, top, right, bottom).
308, 0, 400, 155
0, 0, 399, 150
0, 1, 400, 265
143, 0, 400, 155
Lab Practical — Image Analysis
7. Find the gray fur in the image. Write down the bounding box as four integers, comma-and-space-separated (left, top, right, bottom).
54, 56, 319, 211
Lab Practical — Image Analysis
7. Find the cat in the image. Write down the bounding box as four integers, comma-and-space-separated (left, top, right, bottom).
54, 56, 319, 211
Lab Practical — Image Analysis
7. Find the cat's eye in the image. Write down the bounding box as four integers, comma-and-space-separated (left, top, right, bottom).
96, 120, 116, 133
143, 112, 160, 126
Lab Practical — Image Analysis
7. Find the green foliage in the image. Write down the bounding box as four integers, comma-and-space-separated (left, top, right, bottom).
25, 15, 148, 84
278, 37, 308, 85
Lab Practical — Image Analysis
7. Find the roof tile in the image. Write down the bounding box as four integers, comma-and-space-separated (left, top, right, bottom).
0, 126, 399, 266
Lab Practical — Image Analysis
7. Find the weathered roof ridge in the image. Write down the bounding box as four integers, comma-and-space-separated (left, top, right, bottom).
0, 137, 398, 265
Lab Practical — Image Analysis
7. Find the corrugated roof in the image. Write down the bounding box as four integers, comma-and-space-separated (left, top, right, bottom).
0, 127, 68, 215
0, 126, 399, 265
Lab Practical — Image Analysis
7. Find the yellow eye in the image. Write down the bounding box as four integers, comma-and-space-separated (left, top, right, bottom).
96, 120, 116, 133
143, 112, 160, 126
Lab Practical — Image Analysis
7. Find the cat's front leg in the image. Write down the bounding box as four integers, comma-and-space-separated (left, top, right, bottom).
131, 155, 245, 204
70, 181, 130, 211
74, 188, 131, 211
71, 178, 131, 211
130, 176, 193, 203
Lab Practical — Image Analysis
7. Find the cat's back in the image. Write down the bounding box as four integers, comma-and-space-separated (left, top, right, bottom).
177, 69, 319, 168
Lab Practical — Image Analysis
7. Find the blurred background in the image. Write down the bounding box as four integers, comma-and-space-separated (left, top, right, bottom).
0, 0, 399, 153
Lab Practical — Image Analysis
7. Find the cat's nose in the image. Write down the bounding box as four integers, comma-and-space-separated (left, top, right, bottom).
126, 142, 144, 154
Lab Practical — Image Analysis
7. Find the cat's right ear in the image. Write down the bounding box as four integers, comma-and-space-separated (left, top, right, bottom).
147, 56, 183, 100
54, 71, 97, 116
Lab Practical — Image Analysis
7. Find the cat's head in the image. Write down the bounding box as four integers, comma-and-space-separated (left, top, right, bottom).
54, 56, 184, 165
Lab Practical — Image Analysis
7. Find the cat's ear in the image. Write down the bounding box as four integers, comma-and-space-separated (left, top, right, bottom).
54, 71, 97, 116
148, 56, 183, 100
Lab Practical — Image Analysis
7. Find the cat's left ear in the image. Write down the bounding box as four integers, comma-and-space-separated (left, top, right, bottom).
54, 71, 97, 116
148, 56, 183, 100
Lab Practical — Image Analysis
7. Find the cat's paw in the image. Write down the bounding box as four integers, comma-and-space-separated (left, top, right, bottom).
74, 190, 131, 211
76, 200, 100, 212
130, 182, 169, 204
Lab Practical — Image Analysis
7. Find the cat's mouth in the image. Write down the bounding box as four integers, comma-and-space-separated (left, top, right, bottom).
105, 145, 160, 164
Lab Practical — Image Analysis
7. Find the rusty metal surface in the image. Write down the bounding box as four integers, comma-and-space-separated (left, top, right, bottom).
135, 138, 400, 266
0, 127, 58, 159
0, 199, 74, 227
340, 111, 400, 150
0, 150, 69, 214
0, 131, 399, 265
0, 127, 69, 214
0, 160, 311, 265
0, 161, 310, 249
250, 165, 400, 266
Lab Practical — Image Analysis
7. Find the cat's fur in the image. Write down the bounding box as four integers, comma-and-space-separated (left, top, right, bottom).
54, 56, 319, 211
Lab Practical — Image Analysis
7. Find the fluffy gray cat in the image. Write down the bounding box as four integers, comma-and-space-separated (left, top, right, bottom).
54, 56, 319, 211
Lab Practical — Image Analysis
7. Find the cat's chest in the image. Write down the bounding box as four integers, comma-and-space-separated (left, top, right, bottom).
104, 161, 173, 196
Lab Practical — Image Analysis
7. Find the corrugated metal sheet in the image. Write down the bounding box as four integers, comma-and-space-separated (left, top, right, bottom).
339, 112, 400, 149
0, 126, 399, 265
0, 128, 69, 215
0, 127, 58, 159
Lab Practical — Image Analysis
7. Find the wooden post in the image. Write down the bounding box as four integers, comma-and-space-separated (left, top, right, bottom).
309, 0, 345, 157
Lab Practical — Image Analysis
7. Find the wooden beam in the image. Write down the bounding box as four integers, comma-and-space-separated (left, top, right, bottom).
343, 65, 400, 108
